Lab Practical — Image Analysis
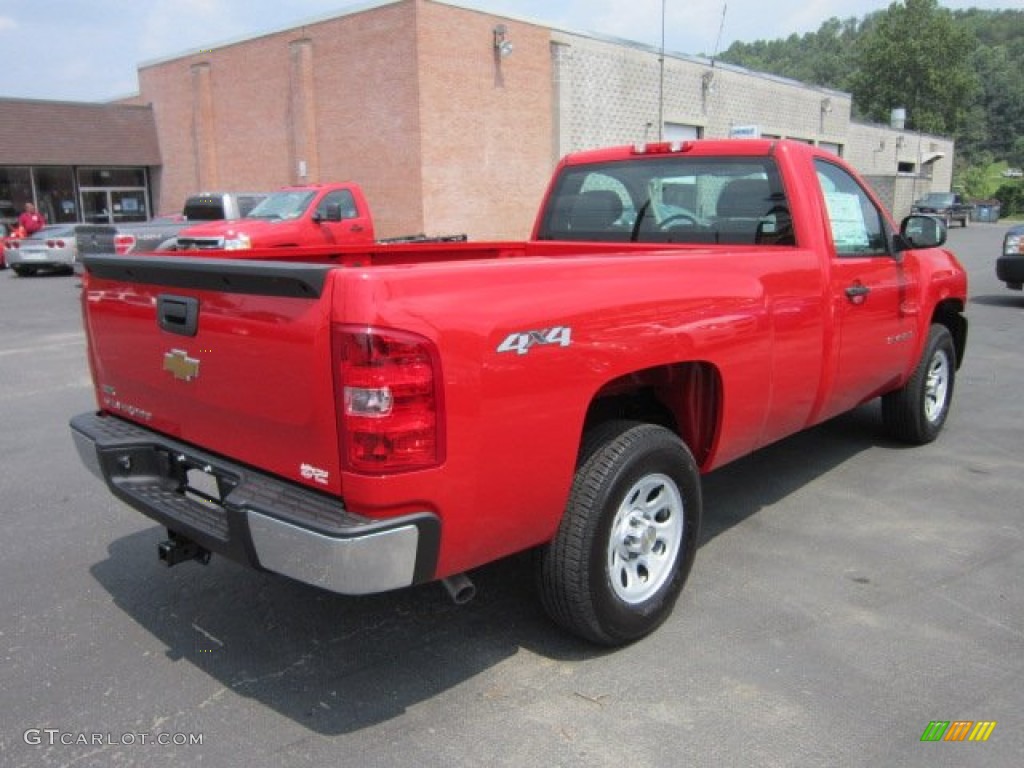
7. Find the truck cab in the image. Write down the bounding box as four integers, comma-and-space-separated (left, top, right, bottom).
911, 191, 971, 228
176, 183, 374, 250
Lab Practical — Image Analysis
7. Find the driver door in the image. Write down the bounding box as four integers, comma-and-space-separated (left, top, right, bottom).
815, 159, 914, 416
315, 189, 371, 244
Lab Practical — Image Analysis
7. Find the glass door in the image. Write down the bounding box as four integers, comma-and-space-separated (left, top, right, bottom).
80, 190, 111, 223
111, 190, 148, 222
79, 189, 150, 224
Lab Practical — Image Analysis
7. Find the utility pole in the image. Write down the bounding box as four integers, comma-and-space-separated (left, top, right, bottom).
658, 0, 666, 140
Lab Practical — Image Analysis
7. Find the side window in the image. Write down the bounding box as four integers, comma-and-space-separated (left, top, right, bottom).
814, 159, 888, 257
317, 189, 357, 219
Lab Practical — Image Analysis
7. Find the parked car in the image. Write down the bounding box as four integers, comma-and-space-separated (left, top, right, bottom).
4, 225, 79, 276
911, 192, 971, 228
997, 225, 1024, 290
75, 191, 268, 257
176, 183, 374, 250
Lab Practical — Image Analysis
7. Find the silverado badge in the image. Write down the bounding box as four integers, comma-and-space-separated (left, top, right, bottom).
163, 349, 201, 382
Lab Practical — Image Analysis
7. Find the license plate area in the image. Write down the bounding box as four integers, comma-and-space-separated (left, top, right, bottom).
185, 466, 223, 505
103, 444, 239, 503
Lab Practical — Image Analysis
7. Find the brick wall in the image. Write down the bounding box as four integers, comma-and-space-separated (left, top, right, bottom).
135, 0, 551, 238
138, 3, 425, 234
416, 2, 553, 239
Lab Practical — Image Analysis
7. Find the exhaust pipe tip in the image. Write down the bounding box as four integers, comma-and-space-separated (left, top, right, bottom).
440, 573, 476, 605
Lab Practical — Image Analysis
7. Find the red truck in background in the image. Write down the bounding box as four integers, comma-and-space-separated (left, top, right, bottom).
70, 139, 968, 645
175, 182, 374, 250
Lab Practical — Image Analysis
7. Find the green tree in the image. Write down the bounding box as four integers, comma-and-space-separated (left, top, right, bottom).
718, 6, 1024, 166
720, 17, 861, 92
848, 0, 979, 135
957, 163, 993, 201
967, 45, 1024, 159
1009, 138, 1024, 170
993, 183, 1024, 216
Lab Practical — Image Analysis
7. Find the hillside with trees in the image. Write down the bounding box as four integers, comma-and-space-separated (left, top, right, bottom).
716, 0, 1024, 209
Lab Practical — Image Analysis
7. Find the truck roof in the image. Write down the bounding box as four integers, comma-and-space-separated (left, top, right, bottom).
559, 139, 813, 167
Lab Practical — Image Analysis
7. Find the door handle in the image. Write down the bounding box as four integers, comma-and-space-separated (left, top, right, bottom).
845, 283, 870, 304
350, 224, 364, 232
157, 295, 199, 336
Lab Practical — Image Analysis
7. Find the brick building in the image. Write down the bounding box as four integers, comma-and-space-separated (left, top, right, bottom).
3, 0, 954, 238
0, 99, 159, 232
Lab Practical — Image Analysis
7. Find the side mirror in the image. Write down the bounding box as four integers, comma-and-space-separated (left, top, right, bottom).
324, 203, 343, 222
897, 214, 947, 251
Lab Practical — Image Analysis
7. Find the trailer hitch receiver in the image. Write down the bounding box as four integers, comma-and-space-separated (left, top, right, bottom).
158, 530, 211, 567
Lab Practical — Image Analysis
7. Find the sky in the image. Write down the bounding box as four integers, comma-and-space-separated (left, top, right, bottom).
0, 0, 1016, 102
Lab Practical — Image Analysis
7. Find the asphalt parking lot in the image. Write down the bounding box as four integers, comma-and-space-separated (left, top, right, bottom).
1, 225, 1022, 768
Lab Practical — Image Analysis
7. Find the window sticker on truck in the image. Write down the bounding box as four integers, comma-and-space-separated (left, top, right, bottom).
496, 326, 572, 356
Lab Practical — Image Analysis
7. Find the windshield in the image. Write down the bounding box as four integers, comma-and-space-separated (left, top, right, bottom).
536, 156, 793, 246
246, 190, 316, 221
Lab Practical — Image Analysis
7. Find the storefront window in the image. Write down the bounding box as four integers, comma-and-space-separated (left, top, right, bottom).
0, 166, 32, 234
34, 167, 78, 224
1, 165, 151, 227
77, 168, 147, 187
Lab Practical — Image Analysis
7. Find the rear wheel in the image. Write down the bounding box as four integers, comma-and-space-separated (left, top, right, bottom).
536, 421, 701, 645
882, 325, 956, 444
12, 265, 36, 277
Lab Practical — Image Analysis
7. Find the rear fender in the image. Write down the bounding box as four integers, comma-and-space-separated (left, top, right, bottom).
584, 361, 722, 469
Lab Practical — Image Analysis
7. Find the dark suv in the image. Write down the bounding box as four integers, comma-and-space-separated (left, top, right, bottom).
997, 225, 1024, 290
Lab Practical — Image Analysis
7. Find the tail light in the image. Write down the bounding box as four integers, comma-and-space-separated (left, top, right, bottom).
46, 239, 66, 248
114, 234, 136, 255
332, 326, 445, 473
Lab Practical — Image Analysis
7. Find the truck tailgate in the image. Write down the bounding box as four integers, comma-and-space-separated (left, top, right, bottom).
81, 255, 343, 494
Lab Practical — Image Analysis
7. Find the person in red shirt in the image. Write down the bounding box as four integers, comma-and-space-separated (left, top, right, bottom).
18, 202, 45, 235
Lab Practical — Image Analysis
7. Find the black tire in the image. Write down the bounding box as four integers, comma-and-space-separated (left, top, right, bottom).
881, 325, 956, 444
535, 421, 701, 645
12, 265, 36, 277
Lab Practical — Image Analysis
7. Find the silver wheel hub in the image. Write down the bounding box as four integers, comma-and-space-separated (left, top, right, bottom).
924, 349, 950, 423
607, 473, 685, 605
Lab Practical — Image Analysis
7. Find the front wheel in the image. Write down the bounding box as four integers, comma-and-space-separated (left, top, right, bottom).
535, 421, 702, 645
882, 324, 956, 444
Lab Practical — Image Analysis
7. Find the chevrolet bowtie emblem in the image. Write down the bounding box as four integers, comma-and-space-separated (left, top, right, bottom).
163, 349, 200, 382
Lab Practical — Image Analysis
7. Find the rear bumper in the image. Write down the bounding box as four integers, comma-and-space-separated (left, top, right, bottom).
996, 253, 1024, 289
6, 250, 76, 267
70, 412, 440, 594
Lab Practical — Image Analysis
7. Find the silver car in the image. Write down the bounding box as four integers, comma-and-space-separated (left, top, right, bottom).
4, 225, 79, 276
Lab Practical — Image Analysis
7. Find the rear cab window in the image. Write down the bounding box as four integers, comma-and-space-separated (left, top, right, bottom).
536, 156, 794, 246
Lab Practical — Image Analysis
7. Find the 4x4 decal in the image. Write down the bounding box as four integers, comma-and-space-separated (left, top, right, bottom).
497, 326, 572, 356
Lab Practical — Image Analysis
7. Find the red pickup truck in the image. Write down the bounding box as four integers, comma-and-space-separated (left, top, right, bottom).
70, 140, 967, 645
175, 182, 374, 250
